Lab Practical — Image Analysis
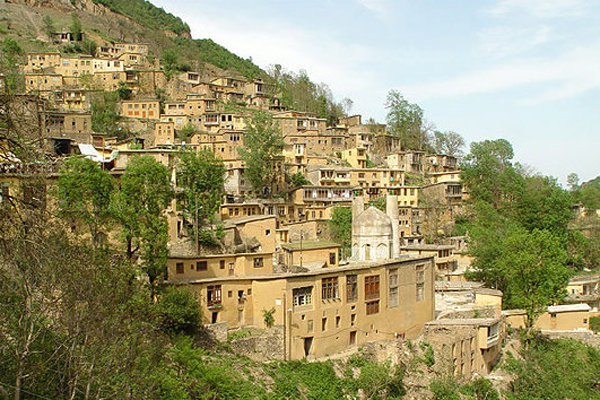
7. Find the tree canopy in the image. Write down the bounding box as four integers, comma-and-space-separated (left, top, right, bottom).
239, 111, 285, 197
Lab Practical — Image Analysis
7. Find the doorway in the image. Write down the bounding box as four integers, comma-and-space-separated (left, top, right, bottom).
350, 331, 357, 345
303, 337, 313, 357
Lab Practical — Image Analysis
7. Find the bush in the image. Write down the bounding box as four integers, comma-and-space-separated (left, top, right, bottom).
422, 343, 435, 367
155, 287, 202, 335
329, 206, 352, 249
461, 378, 500, 400
504, 337, 600, 400
290, 172, 310, 187
430, 377, 461, 400
590, 316, 600, 333
262, 308, 275, 328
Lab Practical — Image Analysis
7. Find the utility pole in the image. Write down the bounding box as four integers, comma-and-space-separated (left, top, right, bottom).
195, 192, 199, 255
282, 292, 286, 361
299, 230, 303, 269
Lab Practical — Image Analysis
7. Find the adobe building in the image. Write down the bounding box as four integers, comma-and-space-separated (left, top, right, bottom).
504, 304, 593, 332
566, 273, 600, 309
166, 195, 435, 360
424, 317, 504, 377
400, 244, 457, 279
279, 241, 340, 270
427, 281, 505, 377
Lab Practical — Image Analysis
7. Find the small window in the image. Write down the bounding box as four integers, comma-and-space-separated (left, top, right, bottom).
228, 290, 233, 298
366, 300, 380, 315
336, 316, 341, 328
196, 261, 207, 271
321, 277, 339, 301
293, 286, 313, 307
219, 260, 225, 269
265, 229, 271, 236
253, 257, 264, 268
346, 275, 358, 302
176, 262, 184, 274
365, 275, 380, 301
207, 285, 222, 306
389, 269, 399, 307
329, 252, 336, 266
322, 317, 327, 331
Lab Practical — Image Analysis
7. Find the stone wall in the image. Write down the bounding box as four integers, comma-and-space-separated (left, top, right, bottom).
204, 322, 227, 342
229, 326, 284, 361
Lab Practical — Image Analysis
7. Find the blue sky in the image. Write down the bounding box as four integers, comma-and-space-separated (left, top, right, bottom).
152, 0, 599, 184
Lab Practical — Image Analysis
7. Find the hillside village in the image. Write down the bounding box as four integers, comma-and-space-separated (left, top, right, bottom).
2, 0, 600, 399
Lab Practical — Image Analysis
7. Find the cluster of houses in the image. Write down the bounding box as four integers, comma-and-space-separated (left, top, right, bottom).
2, 40, 598, 372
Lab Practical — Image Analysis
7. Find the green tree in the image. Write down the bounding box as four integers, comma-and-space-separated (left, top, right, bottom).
262, 308, 275, 328
155, 287, 202, 336
289, 172, 310, 187
70, 12, 82, 38
42, 15, 55, 39
118, 156, 173, 293
567, 172, 579, 192
91, 91, 125, 137
505, 337, 600, 400
57, 157, 115, 245
0, 38, 24, 94
511, 175, 574, 236
0, 220, 166, 400
385, 89, 427, 150
177, 148, 225, 249
432, 130, 465, 157
80, 39, 98, 56
238, 111, 285, 197
461, 139, 524, 208
116, 82, 132, 100
177, 122, 197, 140
162, 48, 179, 71
329, 206, 353, 251
471, 224, 570, 328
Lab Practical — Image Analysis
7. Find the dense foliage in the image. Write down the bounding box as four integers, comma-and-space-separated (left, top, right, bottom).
461, 139, 579, 327
239, 111, 285, 197
177, 148, 226, 246
92, 0, 190, 35
189, 38, 263, 79
505, 337, 600, 400
266, 65, 349, 125
329, 206, 353, 250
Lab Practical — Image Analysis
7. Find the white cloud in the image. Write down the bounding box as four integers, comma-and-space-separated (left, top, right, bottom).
478, 25, 552, 58
185, 11, 378, 99
403, 41, 600, 103
487, 0, 586, 18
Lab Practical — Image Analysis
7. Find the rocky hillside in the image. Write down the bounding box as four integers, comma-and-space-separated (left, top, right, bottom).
1, 0, 262, 78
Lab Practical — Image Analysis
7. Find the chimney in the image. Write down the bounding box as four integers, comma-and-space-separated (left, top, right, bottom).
352, 195, 364, 227
386, 195, 400, 259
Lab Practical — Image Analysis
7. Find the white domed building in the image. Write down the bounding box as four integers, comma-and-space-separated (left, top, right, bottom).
351, 196, 400, 262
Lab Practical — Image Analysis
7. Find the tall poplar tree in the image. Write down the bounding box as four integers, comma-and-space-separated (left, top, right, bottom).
239, 111, 285, 197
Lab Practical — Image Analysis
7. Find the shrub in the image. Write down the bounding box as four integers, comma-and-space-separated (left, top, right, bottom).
430, 377, 460, 400
262, 308, 275, 328
155, 287, 202, 335
460, 378, 500, 400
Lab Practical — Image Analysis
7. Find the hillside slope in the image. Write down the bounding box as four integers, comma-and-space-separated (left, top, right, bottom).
1, 0, 262, 79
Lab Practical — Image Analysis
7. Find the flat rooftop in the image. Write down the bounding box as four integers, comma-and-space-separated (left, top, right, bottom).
281, 241, 340, 251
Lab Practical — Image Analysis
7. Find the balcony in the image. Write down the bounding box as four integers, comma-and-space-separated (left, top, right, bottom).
334, 175, 351, 183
